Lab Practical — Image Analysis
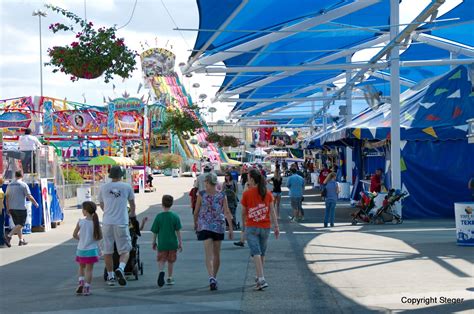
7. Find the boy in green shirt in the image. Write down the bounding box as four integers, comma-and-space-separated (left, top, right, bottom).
151, 195, 182, 287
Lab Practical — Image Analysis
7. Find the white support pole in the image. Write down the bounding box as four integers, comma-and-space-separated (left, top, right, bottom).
450, 52, 459, 70
413, 33, 474, 58
345, 55, 353, 184
233, 73, 346, 114
322, 87, 328, 143
390, 0, 401, 191
222, 96, 368, 103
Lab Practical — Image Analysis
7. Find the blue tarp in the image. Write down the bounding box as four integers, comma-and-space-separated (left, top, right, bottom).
318, 65, 474, 218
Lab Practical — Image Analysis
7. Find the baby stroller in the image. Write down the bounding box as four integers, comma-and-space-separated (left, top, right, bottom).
103, 217, 144, 281
370, 189, 407, 224
351, 191, 377, 225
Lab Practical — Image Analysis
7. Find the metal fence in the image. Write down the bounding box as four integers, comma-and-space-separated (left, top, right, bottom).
56, 182, 101, 209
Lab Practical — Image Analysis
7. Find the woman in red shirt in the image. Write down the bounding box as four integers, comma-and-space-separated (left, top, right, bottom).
241, 169, 279, 290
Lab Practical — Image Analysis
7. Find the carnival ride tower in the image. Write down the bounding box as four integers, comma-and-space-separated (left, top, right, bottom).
140, 48, 230, 164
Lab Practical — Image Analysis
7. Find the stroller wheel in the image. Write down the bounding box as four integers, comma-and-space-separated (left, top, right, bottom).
134, 265, 139, 280
351, 220, 357, 225
140, 262, 144, 275
103, 268, 108, 281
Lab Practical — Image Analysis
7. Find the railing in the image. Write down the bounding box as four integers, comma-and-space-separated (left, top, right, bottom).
55, 182, 102, 208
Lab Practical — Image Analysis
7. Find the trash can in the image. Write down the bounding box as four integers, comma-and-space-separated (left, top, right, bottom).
172, 168, 180, 178
454, 202, 474, 246
77, 185, 92, 209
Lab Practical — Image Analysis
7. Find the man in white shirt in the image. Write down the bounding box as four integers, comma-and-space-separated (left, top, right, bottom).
99, 166, 136, 286
19, 128, 42, 173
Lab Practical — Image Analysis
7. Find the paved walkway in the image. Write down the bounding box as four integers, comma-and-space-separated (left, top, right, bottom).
0, 176, 472, 313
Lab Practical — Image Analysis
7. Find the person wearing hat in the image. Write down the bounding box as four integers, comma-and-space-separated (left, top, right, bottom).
99, 166, 136, 286
195, 164, 212, 193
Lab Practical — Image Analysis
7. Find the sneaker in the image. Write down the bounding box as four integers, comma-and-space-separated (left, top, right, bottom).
19, 239, 28, 246
233, 241, 245, 247
166, 278, 175, 285
107, 277, 116, 286
115, 268, 127, 286
157, 271, 165, 287
300, 216, 305, 222
4, 235, 11, 247
330, 223, 334, 227
82, 286, 90, 296
255, 279, 269, 291
209, 278, 217, 291
76, 280, 85, 294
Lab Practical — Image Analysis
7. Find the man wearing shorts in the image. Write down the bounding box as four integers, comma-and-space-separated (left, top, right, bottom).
99, 166, 136, 286
287, 168, 305, 222
4, 171, 39, 247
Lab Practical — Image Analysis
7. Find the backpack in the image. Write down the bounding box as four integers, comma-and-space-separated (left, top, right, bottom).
224, 185, 238, 208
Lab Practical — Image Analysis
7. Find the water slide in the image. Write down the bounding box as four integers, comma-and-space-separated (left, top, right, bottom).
151, 74, 232, 163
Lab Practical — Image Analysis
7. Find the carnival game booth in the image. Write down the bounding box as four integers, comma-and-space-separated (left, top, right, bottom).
322, 66, 474, 219
0, 96, 64, 233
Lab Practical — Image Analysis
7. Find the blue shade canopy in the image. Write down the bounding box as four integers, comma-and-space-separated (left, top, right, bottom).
193, 0, 356, 56
189, 0, 474, 119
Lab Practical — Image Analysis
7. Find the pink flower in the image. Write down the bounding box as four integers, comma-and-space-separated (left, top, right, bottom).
115, 39, 124, 47
71, 42, 79, 48
76, 32, 82, 38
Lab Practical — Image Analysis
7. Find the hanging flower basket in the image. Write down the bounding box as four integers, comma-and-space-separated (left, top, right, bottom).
219, 135, 239, 147
199, 141, 209, 148
161, 107, 202, 136
190, 138, 198, 145
45, 5, 137, 83
206, 132, 221, 143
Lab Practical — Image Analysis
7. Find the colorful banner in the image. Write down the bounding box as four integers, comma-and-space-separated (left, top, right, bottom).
108, 97, 145, 138
41, 179, 51, 232
44, 109, 108, 136
0, 97, 34, 134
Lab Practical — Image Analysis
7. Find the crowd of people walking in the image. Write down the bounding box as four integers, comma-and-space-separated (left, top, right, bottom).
3, 160, 342, 296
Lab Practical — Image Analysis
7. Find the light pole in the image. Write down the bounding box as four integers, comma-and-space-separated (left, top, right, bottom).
32, 10, 47, 98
